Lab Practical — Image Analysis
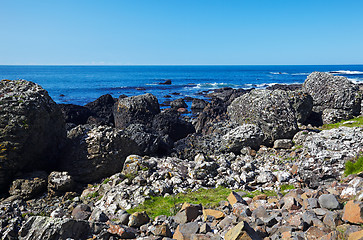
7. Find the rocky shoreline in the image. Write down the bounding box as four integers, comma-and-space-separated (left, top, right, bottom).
0, 72, 363, 239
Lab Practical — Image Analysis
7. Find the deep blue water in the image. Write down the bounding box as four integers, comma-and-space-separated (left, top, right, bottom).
0, 65, 362, 106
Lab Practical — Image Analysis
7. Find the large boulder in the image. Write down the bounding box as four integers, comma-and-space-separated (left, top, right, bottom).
84, 94, 116, 126
302, 72, 361, 119
0, 80, 66, 191
60, 125, 141, 183
114, 93, 160, 129
227, 89, 307, 145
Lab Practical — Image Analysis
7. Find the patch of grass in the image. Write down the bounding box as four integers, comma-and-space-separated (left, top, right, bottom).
102, 178, 111, 184
321, 116, 363, 130
344, 154, 363, 176
280, 184, 295, 191
128, 187, 277, 218
128, 187, 233, 218
86, 191, 99, 199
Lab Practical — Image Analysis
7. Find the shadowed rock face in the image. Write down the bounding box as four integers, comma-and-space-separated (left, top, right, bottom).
0, 80, 66, 191
113, 93, 160, 129
227, 89, 311, 145
302, 72, 361, 116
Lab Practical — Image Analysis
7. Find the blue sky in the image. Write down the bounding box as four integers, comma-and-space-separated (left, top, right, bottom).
1, 0, 363, 65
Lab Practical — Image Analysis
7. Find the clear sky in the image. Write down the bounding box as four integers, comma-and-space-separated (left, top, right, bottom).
1, 0, 363, 65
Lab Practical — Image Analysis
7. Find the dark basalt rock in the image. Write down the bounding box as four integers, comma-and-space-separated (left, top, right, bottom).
0, 80, 66, 191
152, 109, 195, 142
114, 93, 160, 129
159, 79, 172, 85
191, 99, 208, 111
170, 98, 188, 109
84, 94, 116, 126
59, 104, 92, 125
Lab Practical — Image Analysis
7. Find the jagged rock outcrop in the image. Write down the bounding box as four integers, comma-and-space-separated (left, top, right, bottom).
60, 125, 141, 183
170, 98, 188, 109
114, 93, 160, 129
0, 80, 66, 191
302, 72, 361, 124
228, 89, 311, 145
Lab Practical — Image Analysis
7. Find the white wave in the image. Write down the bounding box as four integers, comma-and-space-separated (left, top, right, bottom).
269, 72, 288, 75
329, 70, 363, 75
291, 73, 310, 76
347, 78, 363, 84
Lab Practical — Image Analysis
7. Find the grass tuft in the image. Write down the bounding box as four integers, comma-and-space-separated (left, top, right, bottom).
321, 116, 363, 130
344, 154, 363, 176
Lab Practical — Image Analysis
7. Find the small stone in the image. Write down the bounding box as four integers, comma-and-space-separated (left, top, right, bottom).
89, 208, 109, 222
342, 200, 363, 224
224, 221, 262, 240
174, 203, 202, 224
107, 221, 136, 238
128, 211, 150, 227
348, 230, 363, 240
199, 223, 212, 234
71, 204, 92, 220
173, 222, 199, 240
304, 226, 328, 240
151, 225, 172, 237
203, 209, 225, 220
227, 191, 244, 206
273, 139, 294, 149
318, 194, 340, 210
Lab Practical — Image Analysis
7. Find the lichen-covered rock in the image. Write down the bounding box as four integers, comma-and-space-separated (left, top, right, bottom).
18, 216, 92, 240
0, 80, 66, 190
47, 171, 74, 196
221, 124, 264, 152
60, 124, 141, 182
9, 171, 48, 199
322, 108, 353, 125
302, 72, 361, 117
228, 89, 303, 145
114, 93, 160, 129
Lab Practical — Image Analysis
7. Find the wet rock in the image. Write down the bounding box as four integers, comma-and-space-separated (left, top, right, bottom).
84, 94, 116, 126
171, 99, 188, 109
114, 93, 160, 129
47, 171, 74, 196
228, 89, 301, 145
342, 200, 363, 224
221, 124, 264, 152
273, 139, 293, 149
19, 216, 91, 240
159, 79, 172, 85
60, 124, 141, 182
0, 80, 66, 190
302, 72, 361, 121
191, 99, 208, 111
128, 211, 150, 228
318, 194, 340, 210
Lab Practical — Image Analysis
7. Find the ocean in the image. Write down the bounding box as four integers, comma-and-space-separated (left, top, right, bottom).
0, 65, 362, 106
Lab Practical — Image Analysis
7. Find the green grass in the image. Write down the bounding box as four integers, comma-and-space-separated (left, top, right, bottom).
321, 116, 363, 130
127, 187, 277, 218
344, 154, 363, 176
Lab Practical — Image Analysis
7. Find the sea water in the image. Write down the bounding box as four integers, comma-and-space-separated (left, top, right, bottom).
0, 65, 362, 106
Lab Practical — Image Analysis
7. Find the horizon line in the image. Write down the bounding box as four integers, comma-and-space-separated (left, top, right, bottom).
1, 63, 363, 66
